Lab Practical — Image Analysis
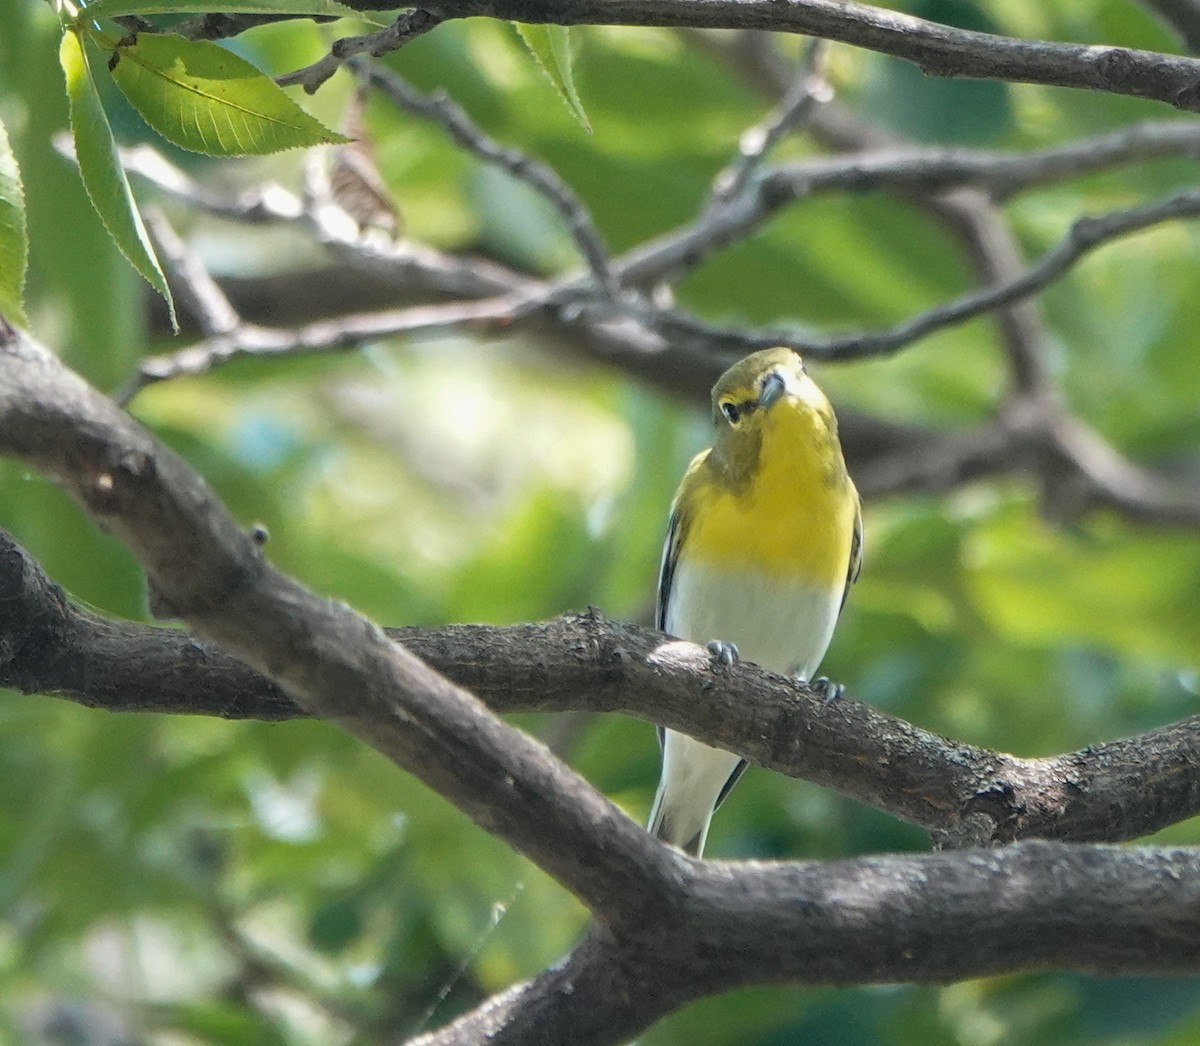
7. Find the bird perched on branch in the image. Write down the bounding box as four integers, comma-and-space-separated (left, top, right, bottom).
648, 347, 862, 857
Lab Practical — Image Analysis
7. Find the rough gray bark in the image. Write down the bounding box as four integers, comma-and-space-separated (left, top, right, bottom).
3, 325, 1200, 1046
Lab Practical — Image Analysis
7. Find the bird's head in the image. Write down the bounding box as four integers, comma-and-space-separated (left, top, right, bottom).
708, 347, 835, 486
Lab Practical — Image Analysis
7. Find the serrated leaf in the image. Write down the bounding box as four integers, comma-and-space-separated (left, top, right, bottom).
59, 28, 176, 329
104, 32, 349, 156
0, 115, 29, 326
513, 24, 591, 132
85, 0, 360, 18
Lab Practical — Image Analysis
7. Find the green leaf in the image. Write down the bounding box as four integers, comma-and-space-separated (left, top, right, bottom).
0, 115, 28, 326
85, 0, 360, 18
59, 28, 176, 329
103, 32, 349, 156
513, 24, 591, 132
308, 894, 365, 953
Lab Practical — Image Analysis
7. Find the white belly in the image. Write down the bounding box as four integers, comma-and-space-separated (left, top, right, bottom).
665, 560, 843, 678
649, 561, 845, 854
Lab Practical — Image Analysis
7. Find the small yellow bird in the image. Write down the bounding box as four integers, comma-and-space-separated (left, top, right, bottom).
648, 347, 862, 857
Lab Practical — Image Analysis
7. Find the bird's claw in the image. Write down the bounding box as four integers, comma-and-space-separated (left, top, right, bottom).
705, 640, 739, 668
812, 676, 844, 704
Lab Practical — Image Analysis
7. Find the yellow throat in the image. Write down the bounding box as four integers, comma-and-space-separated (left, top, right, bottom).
676, 349, 856, 588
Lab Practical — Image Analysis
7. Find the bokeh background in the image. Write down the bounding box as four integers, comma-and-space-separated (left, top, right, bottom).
2, 1, 1200, 1043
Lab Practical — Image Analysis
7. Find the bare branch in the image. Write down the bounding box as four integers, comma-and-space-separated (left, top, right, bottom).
159, 0, 1200, 112
144, 207, 242, 338
628, 188, 1200, 360
418, 0, 1200, 113
614, 119, 1200, 290
118, 293, 534, 403
98, 72, 1200, 533
0, 325, 677, 928
276, 10, 444, 93
4, 334, 1200, 1041
362, 63, 620, 297
122, 180, 1200, 401
6, 527, 1200, 847
765, 120, 1200, 202
418, 842, 1200, 1044
707, 40, 832, 205
119, 1, 1200, 114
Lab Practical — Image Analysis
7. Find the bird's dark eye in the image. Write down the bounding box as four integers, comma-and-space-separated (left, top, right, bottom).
721, 401, 740, 425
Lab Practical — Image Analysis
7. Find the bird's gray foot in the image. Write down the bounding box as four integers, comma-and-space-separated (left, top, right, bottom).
705, 640, 739, 668
812, 675, 844, 704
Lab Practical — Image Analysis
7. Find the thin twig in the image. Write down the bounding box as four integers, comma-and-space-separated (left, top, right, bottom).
613, 118, 1200, 289
765, 120, 1200, 202
117, 294, 535, 404
106, 119, 1200, 315
363, 63, 621, 298
276, 10, 444, 94
105, 141, 305, 224
122, 187, 1200, 406
709, 39, 832, 204
694, 31, 1044, 398
621, 188, 1200, 360
143, 208, 242, 339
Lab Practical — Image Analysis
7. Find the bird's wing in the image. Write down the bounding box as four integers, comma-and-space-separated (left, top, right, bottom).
656, 506, 682, 633
653, 506, 684, 751
839, 491, 864, 613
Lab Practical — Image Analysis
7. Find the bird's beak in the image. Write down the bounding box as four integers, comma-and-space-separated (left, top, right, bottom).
758, 371, 787, 410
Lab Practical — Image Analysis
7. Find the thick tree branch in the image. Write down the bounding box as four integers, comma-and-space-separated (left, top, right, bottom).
417, 843, 1200, 1045
224, 0, 1200, 112
0, 323, 675, 929
5, 526, 1200, 847
18, 10, 1200, 1042
423, 0, 1200, 112
5, 329, 1200, 1044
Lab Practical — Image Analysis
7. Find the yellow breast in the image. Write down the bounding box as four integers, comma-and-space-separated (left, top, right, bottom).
678, 397, 857, 587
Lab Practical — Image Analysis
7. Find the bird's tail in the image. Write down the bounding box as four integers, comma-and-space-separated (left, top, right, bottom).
648, 731, 746, 858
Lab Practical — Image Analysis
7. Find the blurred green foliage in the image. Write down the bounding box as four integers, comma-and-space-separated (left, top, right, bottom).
2, 1, 1199, 1043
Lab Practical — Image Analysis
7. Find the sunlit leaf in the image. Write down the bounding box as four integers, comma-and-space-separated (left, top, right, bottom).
104, 32, 349, 156
0, 114, 28, 325
513, 24, 591, 132
58, 28, 175, 328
